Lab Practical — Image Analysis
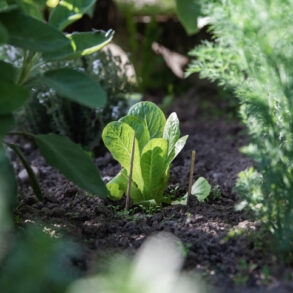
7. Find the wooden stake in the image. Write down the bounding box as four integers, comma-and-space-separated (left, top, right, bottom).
187, 150, 196, 205
125, 133, 136, 211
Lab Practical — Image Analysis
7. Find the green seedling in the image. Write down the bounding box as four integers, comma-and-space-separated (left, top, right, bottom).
103, 101, 188, 205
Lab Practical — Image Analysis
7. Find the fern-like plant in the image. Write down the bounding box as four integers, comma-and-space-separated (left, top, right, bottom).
188, 0, 293, 260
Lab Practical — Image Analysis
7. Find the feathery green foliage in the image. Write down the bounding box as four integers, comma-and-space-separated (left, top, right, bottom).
188, 0, 293, 260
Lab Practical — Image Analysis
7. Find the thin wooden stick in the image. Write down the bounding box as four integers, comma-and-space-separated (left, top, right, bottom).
125, 133, 136, 211
187, 150, 196, 205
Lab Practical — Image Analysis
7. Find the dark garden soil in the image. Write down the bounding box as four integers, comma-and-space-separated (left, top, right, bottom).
10, 86, 293, 293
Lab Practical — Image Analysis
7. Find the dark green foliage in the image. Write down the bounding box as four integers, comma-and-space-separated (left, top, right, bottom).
15, 49, 134, 149
0, 226, 79, 293
188, 0, 293, 260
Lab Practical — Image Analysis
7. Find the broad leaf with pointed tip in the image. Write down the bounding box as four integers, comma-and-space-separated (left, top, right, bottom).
35, 134, 108, 197
49, 0, 96, 30
175, 0, 201, 35
42, 68, 107, 109
43, 30, 114, 61
0, 10, 70, 52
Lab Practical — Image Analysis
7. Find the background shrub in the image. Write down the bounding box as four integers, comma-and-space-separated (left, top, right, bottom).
4, 48, 135, 149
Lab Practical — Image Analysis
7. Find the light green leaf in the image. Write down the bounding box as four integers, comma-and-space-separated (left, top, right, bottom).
106, 169, 143, 202
0, 61, 17, 83
0, 115, 15, 142
42, 68, 107, 109
0, 22, 7, 44
102, 121, 143, 191
49, 0, 96, 30
128, 101, 166, 139
141, 138, 168, 201
7, 143, 43, 201
119, 115, 150, 151
175, 0, 201, 35
0, 83, 30, 115
163, 112, 180, 156
166, 135, 188, 166
0, 10, 70, 52
43, 30, 114, 61
34, 134, 108, 197
190, 177, 211, 202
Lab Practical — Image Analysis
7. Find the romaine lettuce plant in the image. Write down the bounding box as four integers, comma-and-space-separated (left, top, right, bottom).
102, 101, 188, 205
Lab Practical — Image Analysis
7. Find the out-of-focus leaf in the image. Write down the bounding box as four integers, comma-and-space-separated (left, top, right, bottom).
35, 133, 108, 197
7, 143, 43, 201
0, 61, 18, 83
0, 226, 78, 293
42, 68, 107, 108
43, 30, 114, 60
0, 115, 15, 142
0, 23, 7, 44
0, 148, 16, 233
0, 10, 70, 52
49, 0, 96, 30
0, 83, 30, 115
175, 0, 201, 35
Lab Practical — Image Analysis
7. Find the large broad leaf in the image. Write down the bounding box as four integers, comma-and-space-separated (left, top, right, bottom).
163, 112, 180, 157
0, 83, 30, 115
0, 148, 17, 236
0, 23, 7, 44
42, 68, 107, 109
102, 121, 143, 191
106, 169, 143, 202
49, 0, 96, 30
43, 30, 114, 61
0, 10, 70, 52
0, 61, 17, 83
0, 115, 15, 142
128, 102, 166, 139
175, 0, 201, 35
166, 135, 188, 166
140, 138, 168, 200
119, 115, 150, 152
34, 134, 108, 197
7, 143, 43, 201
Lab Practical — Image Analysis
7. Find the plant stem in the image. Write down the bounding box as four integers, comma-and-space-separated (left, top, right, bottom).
187, 150, 196, 205
125, 133, 136, 211
6, 131, 34, 139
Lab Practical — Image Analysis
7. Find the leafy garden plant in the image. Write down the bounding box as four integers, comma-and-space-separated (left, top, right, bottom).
188, 0, 293, 260
0, 0, 116, 200
103, 101, 210, 205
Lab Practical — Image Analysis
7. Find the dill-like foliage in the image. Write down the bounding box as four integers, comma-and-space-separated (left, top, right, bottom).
188, 0, 293, 260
